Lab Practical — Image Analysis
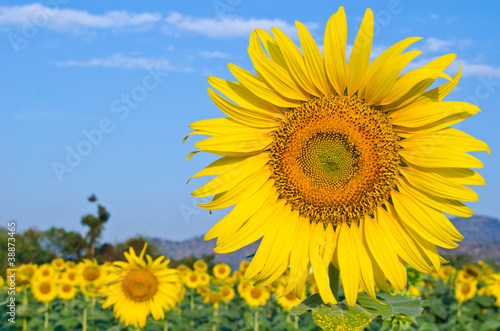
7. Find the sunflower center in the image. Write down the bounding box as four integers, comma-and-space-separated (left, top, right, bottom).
122, 269, 158, 302
42, 269, 50, 277
39, 282, 51, 294
270, 94, 400, 224
285, 291, 297, 300
250, 288, 262, 299
83, 267, 100, 281
62, 284, 72, 293
462, 284, 471, 295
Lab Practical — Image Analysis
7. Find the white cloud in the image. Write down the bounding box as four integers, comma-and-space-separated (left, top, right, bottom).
0, 4, 161, 33
199, 50, 231, 59
162, 12, 317, 39
459, 60, 500, 78
429, 14, 439, 20
55, 53, 191, 71
422, 37, 472, 53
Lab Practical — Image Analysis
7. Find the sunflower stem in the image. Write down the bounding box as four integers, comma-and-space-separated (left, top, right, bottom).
82, 307, 87, 331
254, 310, 259, 331
44, 302, 49, 330
328, 263, 340, 303
22, 289, 28, 331
294, 315, 299, 329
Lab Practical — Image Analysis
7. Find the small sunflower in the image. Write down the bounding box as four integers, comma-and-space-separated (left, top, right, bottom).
18, 264, 37, 286
220, 285, 235, 302
438, 265, 456, 283
213, 263, 231, 280
186, 6, 488, 306
31, 279, 58, 303
65, 261, 77, 270
456, 265, 480, 283
242, 284, 270, 308
185, 271, 201, 289
102, 245, 181, 329
455, 280, 477, 303
78, 259, 104, 285
486, 274, 500, 298
51, 258, 65, 271
277, 289, 302, 312
193, 260, 208, 272
204, 291, 223, 310
62, 269, 79, 285
199, 272, 211, 286
58, 282, 78, 300
38, 264, 54, 279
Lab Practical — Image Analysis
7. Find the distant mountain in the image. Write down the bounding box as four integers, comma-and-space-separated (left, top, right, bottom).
150, 215, 500, 269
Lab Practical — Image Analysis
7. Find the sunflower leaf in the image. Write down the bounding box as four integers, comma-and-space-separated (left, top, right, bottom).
290, 293, 324, 316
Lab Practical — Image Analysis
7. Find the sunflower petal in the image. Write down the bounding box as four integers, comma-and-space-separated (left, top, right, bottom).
324, 6, 347, 95
346, 8, 373, 95
337, 222, 360, 307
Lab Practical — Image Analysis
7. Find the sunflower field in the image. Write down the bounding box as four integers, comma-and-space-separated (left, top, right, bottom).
1, 246, 499, 331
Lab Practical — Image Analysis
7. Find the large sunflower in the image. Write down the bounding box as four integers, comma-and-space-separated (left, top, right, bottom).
186, 6, 488, 306
102, 245, 181, 328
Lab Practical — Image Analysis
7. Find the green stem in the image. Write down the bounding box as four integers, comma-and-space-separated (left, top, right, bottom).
164, 325, 168, 331
190, 292, 195, 327
328, 263, 340, 303
44, 302, 49, 330
294, 315, 299, 329
22, 289, 28, 331
82, 307, 87, 331
254, 310, 259, 331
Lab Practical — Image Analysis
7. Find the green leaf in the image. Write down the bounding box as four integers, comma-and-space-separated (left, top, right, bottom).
290, 293, 324, 316
311, 303, 374, 331
479, 320, 500, 331
356, 292, 423, 319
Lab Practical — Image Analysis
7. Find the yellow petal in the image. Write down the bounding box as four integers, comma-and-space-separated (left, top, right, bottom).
364, 215, 406, 291
272, 26, 320, 96
284, 217, 311, 295
192, 152, 270, 197
199, 168, 271, 210
321, 223, 337, 269
252, 29, 288, 69
194, 129, 273, 156
383, 53, 456, 108
381, 69, 451, 105
337, 222, 360, 307
400, 166, 479, 201
353, 220, 377, 300
377, 206, 433, 273
364, 50, 422, 105
324, 6, 347, 95
296, 21, 330, 96
401, 128, 490, 156
310, 223, 336, 304
346, 8, 373, 95
391, 190, 462, 248
390, 101, 480, 128
403, 225, 441, 271
208, 76, 282, 114
208, 88, 282, 128
363, 37, 423, 94
396, 176, 473, 217
248, 47, 308, 100
213, 197, 281, 253
399, 146, 483, 169
228, 63, 303, 107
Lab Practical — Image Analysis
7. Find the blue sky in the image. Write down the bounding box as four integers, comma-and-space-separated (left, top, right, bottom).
1, 0, 499, 244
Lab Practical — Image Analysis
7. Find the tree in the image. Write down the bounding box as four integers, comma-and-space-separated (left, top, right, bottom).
81, 195, 110, 258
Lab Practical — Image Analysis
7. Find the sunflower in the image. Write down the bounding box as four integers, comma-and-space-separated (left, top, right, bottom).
186, 6, 488, 306
31, 279, 58, 303
455, 280, 477, 303
62, 269, 79, 285
242, 285, 270, 308
456, 265, 480, 283
213, 263, 231, 280
199, 272, 211, 286
486, 274, 500, 298
102, 245, 181, 329
65, 261, 77, 270
438, 265, 456, 283
204, 291, 223, 310
38, 264, 54, 279
193, 260, 208, 272
220, 285, 235, 302
277, 289, 302, 312
58, 282, 78, 300
18, 264, 37, 286
78, 259, 104, 286
51, 258, 65, 271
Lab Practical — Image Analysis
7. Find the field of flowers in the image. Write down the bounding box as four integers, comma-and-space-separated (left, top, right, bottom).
1, 247, 499, 331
